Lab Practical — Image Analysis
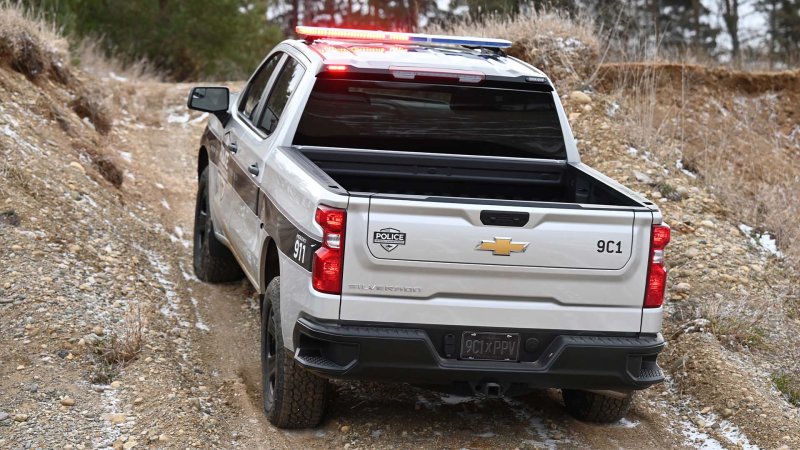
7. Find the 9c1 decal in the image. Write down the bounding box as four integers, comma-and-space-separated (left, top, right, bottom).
597, 240, 623, 254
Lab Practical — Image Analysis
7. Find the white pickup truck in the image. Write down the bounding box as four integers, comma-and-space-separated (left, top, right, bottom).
187, 26, 670, 428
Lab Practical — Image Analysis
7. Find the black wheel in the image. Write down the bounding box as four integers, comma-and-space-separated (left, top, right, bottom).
562, 389, 634, 423
193, 166, 243, 282
261, 278, 329, 428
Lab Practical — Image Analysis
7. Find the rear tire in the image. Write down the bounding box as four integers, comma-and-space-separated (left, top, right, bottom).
562, 389, 634, 423
261, 278, 329, 428
192, 166, 243, 282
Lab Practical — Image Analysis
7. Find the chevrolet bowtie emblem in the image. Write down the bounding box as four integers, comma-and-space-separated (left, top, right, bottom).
476, 237, 529, 256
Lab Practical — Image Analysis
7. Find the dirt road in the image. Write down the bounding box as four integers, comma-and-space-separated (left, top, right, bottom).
114, 81, 737, 450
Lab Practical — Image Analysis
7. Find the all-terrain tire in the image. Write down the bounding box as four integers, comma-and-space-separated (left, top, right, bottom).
562, 389, 634, 423
261, 278, 329, 428
192, 166, 243, 282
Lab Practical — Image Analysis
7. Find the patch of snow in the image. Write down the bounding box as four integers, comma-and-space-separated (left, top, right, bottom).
168, 226, 192, 249
180, 262, 200, 282
119, 151, 133, 162
167, 112, 190, 124
168, 233, 191, 249
142, 249, 180, 318
438, 394, 474, 405
738, 224, 783, 257
95, 383, 122, 448
676, 159, 698, 178
189, 112, 209, 125
607, 101, 620, 117
680, 419, 727, 450
614, 418, 640, 428
415, 394, 434, 410
83, 194, 99, 209
155, 183, 165, 189
503, 397, 561, 450
718, 419, 758, 449
108, 72, 128, 82
660, 378, 759, 450
160, 199, 171, 210
681, 413, 758, 450
627, 146, 639, 156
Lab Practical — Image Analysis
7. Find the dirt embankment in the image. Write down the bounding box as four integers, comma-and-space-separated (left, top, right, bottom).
596, 62, 800, 96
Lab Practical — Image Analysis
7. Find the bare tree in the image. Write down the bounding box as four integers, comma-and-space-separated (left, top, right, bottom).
721, 0, 741, 64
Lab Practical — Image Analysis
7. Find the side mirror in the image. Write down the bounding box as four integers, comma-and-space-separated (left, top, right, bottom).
187, 87, 230, 122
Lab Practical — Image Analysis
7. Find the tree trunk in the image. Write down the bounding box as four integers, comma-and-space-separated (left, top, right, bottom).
721, 0, 741, 65
692, 0, 701, 52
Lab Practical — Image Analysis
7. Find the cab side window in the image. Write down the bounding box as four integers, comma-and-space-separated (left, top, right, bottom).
258, 57, 305, 135
238, 53, 282, 121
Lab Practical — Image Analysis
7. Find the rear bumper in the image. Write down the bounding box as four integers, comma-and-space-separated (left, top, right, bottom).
293, 317, 665, 390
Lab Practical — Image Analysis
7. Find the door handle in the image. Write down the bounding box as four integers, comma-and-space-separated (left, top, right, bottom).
228, 142, 238, 153
248, 164, 259, 176
480, 210, 529, 227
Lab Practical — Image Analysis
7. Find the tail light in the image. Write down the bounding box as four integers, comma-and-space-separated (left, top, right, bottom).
644, 225, 671, 308
312, 205, 346, 294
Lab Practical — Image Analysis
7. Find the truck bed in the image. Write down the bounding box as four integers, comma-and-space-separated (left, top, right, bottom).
297, 146, 644, 208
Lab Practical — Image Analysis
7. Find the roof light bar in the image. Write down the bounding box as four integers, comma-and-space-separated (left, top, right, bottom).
296, 26, 512, 49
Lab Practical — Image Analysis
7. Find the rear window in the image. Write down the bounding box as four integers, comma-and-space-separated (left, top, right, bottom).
293, 79, 566, 160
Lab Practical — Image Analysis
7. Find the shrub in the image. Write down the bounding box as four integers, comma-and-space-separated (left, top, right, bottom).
0, 1, 69, 82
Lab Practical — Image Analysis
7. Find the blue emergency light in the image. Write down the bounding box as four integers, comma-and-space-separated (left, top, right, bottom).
296, 26, 512, 49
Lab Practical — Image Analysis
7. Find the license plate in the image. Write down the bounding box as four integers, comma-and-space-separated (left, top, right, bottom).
460, 332, 520, 361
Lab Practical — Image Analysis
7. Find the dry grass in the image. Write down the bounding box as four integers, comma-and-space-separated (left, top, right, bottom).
600, 63, 800, 266
91, 153, 124, 187
88, 305, 145, 383
69, 87, 114, 135
75, 40, 161, 82
429, 11, 599, 88
0, 158, 39, 200
608, 64, 673, 153
772, 372, 800, 406
0, 1, 70, 83
696, 293, 772, 349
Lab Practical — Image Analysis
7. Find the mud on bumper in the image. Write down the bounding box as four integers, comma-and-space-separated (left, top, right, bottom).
292, 317, 665, 390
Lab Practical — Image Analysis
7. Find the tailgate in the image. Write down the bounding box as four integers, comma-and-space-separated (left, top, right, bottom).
340, 197, 654, 332
367, 199, 634, 270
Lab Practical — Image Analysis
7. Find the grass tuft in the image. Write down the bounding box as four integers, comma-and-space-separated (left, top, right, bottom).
69, 88, 113, 135
0, 1, 70, 82
87, 305, 144, 383
772, 372, 800, 406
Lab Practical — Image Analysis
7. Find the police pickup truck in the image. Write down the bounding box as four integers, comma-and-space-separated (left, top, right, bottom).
187, 26, 670, 428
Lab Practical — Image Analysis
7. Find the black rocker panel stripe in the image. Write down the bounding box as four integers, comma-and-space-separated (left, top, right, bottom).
228, 156, 259, 214
204, 129, 258, 215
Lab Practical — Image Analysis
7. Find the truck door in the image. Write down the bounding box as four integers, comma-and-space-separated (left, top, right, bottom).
225, 54, 306, 282
220, 52, 283, 281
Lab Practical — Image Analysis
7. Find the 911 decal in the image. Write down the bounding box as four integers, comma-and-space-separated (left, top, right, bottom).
291, 231, 320, 271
